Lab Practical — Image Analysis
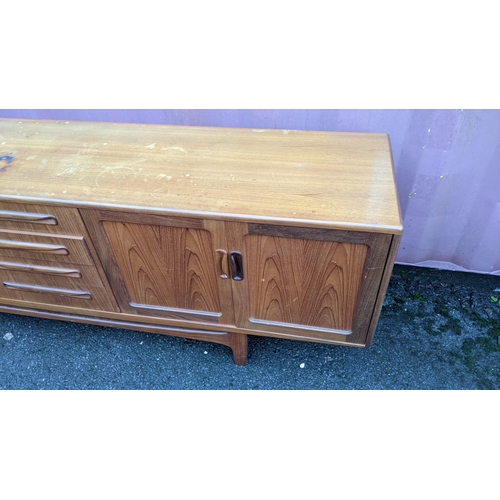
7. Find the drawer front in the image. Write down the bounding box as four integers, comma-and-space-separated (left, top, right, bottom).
0, 230, 94, 266
0, 201, 88, 235
0, 263, 118, 311
0, 258, 107, 286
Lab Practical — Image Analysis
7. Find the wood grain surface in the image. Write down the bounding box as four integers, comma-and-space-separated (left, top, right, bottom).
0, 119, 402, 233
246, 235, 368, 332
363, 234, 402, 347
0, 119, 403, 361
0, 201, 93, 235
0, 262, 118, 311
202, 219, 236, 325
102, 220, 222, 314
0, 239, 69, 255
0, 293, 356, 345
0, 260, 82, 278
232, 224, 392, 343
0, 230, 94, 265
0, 210, 57, 225
3, 282, 92, 299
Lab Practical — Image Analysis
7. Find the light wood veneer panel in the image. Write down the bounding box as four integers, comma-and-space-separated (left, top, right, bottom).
0, 119, 403, 233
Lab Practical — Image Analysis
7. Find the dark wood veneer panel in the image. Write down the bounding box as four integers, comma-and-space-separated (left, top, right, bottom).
248, 223, 376, 244
363, 234, 402, 347
97, 210, 204, 229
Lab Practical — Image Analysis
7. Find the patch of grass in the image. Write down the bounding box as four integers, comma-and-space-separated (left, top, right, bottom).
423, 317, 440, 336
465, 311, 498, 329
398, 268, 409, 276
432, 299, 463, 334
478, 337, 500, 353
436, 302, 451, 318
461, 305, 471, 315
461, 338, 475, 356
477, 324, 500, 353
384, 295, 406, 313
459, 334, 500, 389
488, 324, 500, 338
405, 310, 417, 321
460, 334, 500, 356
411, 293, 426, 302
448, 349, 462, 360
439, 316, 463, 335
441, 350, 459, 366
461, 339, 481, 374
477, 377, 496, 390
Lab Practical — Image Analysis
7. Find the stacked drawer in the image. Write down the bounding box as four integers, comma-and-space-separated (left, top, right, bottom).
0, 202, 118, 312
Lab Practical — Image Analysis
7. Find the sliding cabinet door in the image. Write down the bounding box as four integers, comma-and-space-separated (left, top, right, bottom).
82, 210, 235, 327
225, 222, 392, 344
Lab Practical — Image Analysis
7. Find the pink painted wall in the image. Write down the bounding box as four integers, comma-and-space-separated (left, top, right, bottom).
1, 109, 499, 275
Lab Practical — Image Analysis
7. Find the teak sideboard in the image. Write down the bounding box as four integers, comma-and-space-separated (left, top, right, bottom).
0, 119, 403, 365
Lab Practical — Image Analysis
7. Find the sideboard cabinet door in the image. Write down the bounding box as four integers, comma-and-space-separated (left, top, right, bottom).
81, 210, 235, 326
225, 222, 393, 345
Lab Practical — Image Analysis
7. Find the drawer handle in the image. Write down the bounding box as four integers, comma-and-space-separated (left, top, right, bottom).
0, 239, 69, 255
229, 251, 244, 281
216, 249, 229, 279
0, 261, 81, 278
3, 282, 91, 299
0, 210, 57, 225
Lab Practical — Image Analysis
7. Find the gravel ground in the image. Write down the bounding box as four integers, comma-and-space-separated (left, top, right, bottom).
1, 264, 499, 390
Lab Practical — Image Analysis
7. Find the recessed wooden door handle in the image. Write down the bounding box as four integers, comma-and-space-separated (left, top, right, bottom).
229, 251, 244, 281
216, 249, 229, 279
0, 261, 81, 278
3, 282, 92, 299
0, 239, 69, 254
0, 210, 58, 225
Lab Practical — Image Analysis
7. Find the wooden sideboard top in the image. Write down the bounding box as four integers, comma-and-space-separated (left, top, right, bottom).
0, 119, 403, 233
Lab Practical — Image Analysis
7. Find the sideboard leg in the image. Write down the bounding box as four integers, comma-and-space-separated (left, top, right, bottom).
229, 332, 248, 366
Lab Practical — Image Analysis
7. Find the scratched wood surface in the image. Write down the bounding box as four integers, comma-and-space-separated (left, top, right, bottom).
245, 235, 368, 332
0, 119, 403, 234
102, 221, 222, 314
